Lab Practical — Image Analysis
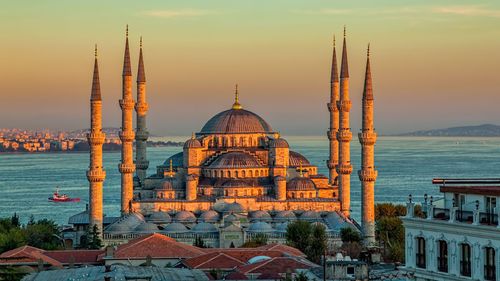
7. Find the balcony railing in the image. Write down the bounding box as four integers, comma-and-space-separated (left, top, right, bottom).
431, 208, 498, 226
433, 208, 449, 220
437, 257, 448, 273
485, 265, 496, 281
460, 261, 471, 277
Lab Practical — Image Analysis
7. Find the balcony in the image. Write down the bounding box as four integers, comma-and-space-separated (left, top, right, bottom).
431, 208, 498, 226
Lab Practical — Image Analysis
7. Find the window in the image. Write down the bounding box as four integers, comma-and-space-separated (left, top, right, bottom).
346, 266, 355, 275
460, 243, 471, 277
416, 237, 426, 269
485, 247, 496, 281
437, 240, 448, 273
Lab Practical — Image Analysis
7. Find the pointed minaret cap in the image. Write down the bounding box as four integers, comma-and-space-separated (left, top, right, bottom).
363, 44, 373, 100
232, 84, 242, 110
340, 26, 349, 79
123, 25, 132, 76
331, 35, 339, 83
137, 36, 146, 82
91, 44, 101, 101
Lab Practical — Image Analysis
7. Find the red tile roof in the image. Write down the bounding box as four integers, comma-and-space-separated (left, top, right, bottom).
225, 271, 249, 280
237, 257, 316, 275
110, 233, 205, 259
43, 250, 104, 264
0, 246, 104, 267
183, 249, 289, 270
255, 244, 305, 257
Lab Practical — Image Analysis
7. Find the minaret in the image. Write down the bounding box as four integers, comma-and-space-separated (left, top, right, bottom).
327, 36, 340, 186
358, 44, 377, 245
336, 27, 353, 217
119, 26, 136, 214
87, 45, 106, 237
135, 37, 149, 185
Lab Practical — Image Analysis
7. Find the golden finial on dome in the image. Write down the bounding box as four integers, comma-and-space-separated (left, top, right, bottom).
299, 160, 303, 177
191, 132, 195, 140
232, 84, 242, 110
94, 44, 98, 58
169, 159, 173, 177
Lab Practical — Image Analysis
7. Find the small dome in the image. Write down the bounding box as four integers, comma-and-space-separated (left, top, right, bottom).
210, 152, 262, 169
105, 213, 144, 233
191, 222, 218, 233
223, 202, 245, 213
224, 214, 238, 223
199, 210, 220, 223
287, 177, 316, 191
184, 138, 202, 149
247, 221, 273, 233
163, 222, 189, 233
149, 211, 172, 223
275, 210, 296, 220
275, 222, 290, 233
248, 256, 272, 264
174, 211, 196, 223
200, 108, 273, 134
135, 222, 160, 233
300, 211, 321, 220
289, 151, 311, 167
269, 138, 289, 148
157, 180, 174, 190
249, 210, 271, 221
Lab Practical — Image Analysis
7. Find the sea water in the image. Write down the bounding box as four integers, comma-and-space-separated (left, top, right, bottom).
0, 136, 499, 225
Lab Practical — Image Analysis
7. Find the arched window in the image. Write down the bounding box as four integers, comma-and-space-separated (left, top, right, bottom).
235, 190, 239, 196
300, 193, 304, 198
256, 170, 260, 177
416, 237, 426, 269
249, 170, 253, 177
437, 240, 448, 273
258, 190, 262, 196
242, 170, 246, 177
485, 247, 496, 280
244, 190, 248, 196
460, 243, 471, 277
227, 171, 231, 178
225, 190, 229, 196
235, 170, 239, 178
309, 192, 313, 198
292, 192, 296, 199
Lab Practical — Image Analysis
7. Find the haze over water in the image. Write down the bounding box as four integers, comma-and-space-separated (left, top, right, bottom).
1, 136, 499, 225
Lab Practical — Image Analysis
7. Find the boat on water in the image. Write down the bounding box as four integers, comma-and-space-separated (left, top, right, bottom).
48, 188, 80, 202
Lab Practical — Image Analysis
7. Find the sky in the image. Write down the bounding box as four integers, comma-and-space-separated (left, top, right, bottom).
0, 0, 499, 136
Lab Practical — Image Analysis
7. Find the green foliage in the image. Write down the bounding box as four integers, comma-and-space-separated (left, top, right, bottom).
340, 227, 361, 243
375, 203, 406, 220
242, 233, 268, 248
286, 221, 312, 254
286, 221, 327, 264
88, 225, 103, 249
194, 236, 207, 248
0, 214, 62, 253
389, 241, 405, 262
293, 271, 310, 281
375, 203, 407, 263
0, 266, 31, 281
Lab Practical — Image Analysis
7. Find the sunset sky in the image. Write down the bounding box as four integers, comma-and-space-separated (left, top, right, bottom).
1, 0, 499, 135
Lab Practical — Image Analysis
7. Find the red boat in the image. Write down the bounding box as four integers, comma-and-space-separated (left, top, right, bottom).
48, 188, 80, 202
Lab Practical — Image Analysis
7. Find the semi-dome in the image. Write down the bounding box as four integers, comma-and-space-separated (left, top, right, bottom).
275, 222, 290, 233
200, 108, 273, 134
163, 222, 189, 233
149, 211, 172, 223
269, 138, 289, 148
191, 222, 218, 233
157, 180, 174, 190
289, 151, 311, 167
174, 211, 196, 223
210, 152, 262, 168
163, 152, 183, 167
224, 214, 238, 223
199, 210, 220, 223
287, 177, 316, 191
247, 221, 273, 233
105, 213, 144, 233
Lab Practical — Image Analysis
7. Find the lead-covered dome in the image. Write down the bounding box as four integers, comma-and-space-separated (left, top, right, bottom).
200, 109, 273, 134
210, 152, 262, 168
287, 177, 316, 191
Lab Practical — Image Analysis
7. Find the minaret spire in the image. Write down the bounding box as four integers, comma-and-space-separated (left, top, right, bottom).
119, 25, 136, 215
336, 26, 353, 217
135, 36, 149, 186
87, 45, 106, 238
327, 34, 340, 186
359, 44, 377, 245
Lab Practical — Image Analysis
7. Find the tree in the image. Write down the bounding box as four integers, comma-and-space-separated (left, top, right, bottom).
242, 233, 268, 248
286, 221, 312, 254
340, 227, 361, 243
194, 236, 207, 248
0, 228, 26, 253
294, 271, 310, 281
24, 219, 61, 250
307, 224, 327, 264
88, 225, 103, 249
10, 213, 19, 228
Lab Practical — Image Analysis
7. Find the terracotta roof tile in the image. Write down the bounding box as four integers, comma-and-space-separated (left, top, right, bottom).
237, 257, 315, 275
256, 244, 305, 257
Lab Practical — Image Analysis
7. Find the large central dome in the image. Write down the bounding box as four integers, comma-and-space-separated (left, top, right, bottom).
200, 108, 273, 134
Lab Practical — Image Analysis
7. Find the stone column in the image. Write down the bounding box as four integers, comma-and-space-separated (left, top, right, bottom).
275, 176, 286, 201
186, 175, 197, 201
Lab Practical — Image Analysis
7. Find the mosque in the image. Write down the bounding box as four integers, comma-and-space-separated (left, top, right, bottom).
65, 27, 378, 249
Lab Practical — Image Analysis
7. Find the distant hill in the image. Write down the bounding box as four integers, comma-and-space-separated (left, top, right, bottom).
397, 124, 500, 137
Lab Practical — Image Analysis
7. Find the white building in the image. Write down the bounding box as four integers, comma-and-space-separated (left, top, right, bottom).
402, 179, 499, 281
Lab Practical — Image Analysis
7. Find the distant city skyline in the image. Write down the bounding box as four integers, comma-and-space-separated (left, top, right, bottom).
1, 0, 499, 135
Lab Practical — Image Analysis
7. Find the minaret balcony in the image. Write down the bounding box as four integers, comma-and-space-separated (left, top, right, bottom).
87, 132, 106, 145
135, 130, 149, 141
87, 169, 106, 182
135, 102, 149, 114
358, 169, 378, 182
337, 164, 353, 174
327, 102, 339, 112
327, 160, 338, 170
119, 131, 135, 142
358, 131, 377, 145
119, 99, 135, 110
119, 163, 136, 173
135, 160, 149, 170
327, 130, 337, 140
337, 100, 352, 112
337, 131, 352, 142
